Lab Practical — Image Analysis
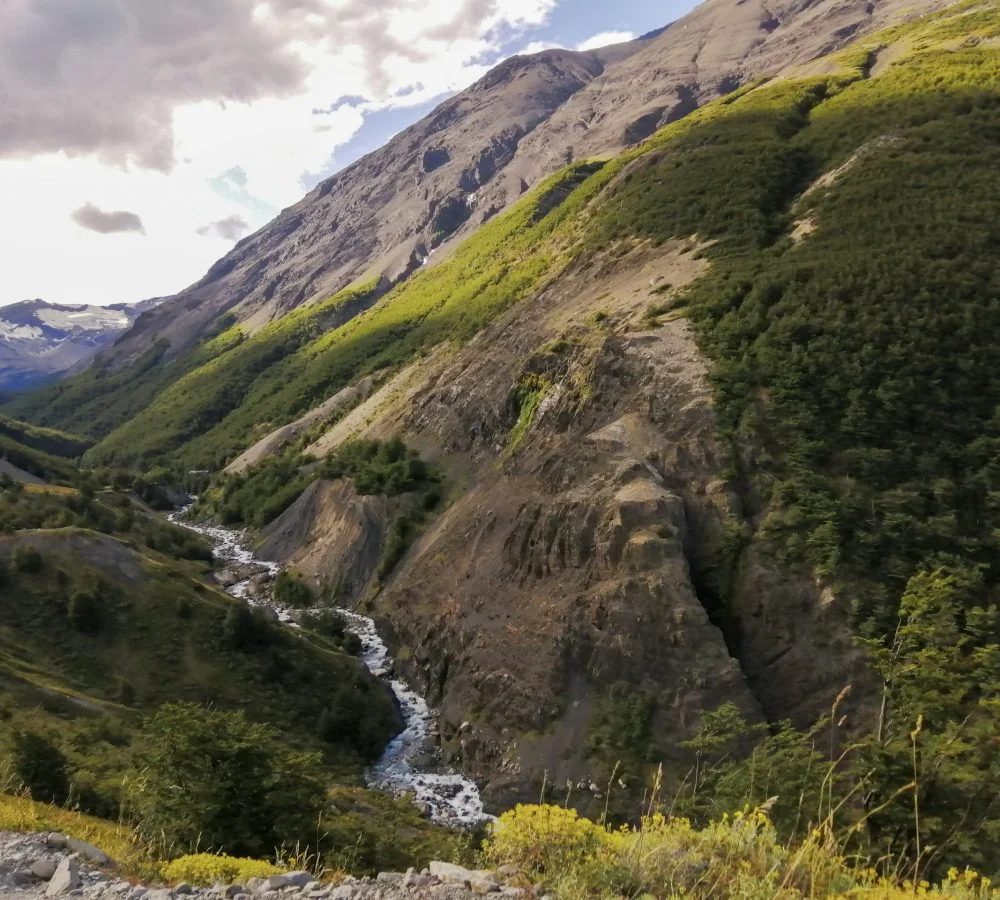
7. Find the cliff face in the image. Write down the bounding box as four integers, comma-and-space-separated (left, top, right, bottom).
259, 240, 868, 808
94, 0, 945, 373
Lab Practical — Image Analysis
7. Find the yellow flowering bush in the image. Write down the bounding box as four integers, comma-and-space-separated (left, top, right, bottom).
482, 805, 1000, 899
161, 854, 284, 886
483, 804, 614, 875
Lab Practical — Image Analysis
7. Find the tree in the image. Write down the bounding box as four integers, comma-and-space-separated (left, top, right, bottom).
13, 732, 70, 804
130, 703, 326, 857
856, 567, 1000, 876
67, 589, 103, 634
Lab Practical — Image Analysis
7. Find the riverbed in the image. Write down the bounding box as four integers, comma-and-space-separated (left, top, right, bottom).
168, 510, 488, 828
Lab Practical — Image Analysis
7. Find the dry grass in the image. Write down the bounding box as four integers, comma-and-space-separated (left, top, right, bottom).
0, 792, 162, 881
483, 803, 1000, 899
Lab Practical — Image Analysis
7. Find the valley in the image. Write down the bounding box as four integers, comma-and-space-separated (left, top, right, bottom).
2, 0, 1000, 895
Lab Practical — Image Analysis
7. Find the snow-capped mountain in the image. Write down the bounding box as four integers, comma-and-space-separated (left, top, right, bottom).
0, 298, 157, 392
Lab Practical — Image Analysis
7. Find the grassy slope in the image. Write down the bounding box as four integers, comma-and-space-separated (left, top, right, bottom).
0, 414, 90, 483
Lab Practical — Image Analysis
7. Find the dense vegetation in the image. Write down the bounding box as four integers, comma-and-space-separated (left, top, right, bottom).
484, 803, 1000, 899
0, 414, 89, 483
191, 436, 439, 536
4, 0, 1000, 883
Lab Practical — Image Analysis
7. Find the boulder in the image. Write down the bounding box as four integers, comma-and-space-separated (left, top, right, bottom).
46, 859, 81, 897
283, 871, 313, 888
46, 834, 69, 850
67, 837, 113, 867
263, 875, 288, 891
31, 858, 59, 880
174, 883, 195, 895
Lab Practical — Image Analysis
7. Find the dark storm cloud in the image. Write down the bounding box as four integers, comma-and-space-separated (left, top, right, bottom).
197, 214, 250, 240
0, 0, 527, 171
71, 203, 145, 234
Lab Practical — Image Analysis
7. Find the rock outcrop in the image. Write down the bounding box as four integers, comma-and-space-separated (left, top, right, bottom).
254, 241, 863, 807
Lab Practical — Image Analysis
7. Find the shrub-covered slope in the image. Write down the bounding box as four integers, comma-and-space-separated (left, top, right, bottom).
6, 0, 1000, 880
0, 485, 399, 823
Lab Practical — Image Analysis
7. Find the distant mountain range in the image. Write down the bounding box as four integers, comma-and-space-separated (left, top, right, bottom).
0, 298, 159, 392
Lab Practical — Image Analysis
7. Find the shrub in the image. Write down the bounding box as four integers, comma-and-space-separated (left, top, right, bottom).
13, 732, 70, 805
131, 703, 326, 858
273, 570, 312, 608
483, 804, 613, 876
67, 589, 103, 634
222, 602, 274, 650
161, 854, 284, 887
11, 546, 43, 573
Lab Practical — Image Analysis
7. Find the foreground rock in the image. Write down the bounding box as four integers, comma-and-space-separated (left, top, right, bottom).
0, 833, 535, 900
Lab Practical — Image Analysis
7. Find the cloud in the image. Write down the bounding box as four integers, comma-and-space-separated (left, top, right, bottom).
197, 214, 250, 241
576, 30, 635, 51
70, 202, 145, 235
0, 0, 558, 171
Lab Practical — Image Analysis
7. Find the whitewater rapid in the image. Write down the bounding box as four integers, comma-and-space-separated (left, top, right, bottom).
167, 509, 488, 828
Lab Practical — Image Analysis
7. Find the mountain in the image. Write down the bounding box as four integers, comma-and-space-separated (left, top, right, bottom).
0, 298, 159, 392
92, 0, 946, 372
7, 0, 1000, 878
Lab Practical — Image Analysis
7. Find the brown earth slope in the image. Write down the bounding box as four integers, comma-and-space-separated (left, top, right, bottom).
258, 241, 868, 810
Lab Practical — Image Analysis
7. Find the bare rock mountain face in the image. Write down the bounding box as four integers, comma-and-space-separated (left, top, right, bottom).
0, 298, 157, 392
99, 0, 943, 370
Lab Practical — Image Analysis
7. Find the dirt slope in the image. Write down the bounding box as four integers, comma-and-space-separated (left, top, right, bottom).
256, 241, 867, 808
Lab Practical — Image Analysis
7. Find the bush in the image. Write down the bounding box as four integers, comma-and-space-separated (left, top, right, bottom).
222, 602, 274, 650
67, 589, 103, 634
483, 804, 613, 877
161, 854, 284, 887
273, 570, 312, 607
483, 804, 1000, 899
13, 732, 70, 805
12, 546, 43, 573
323, 438, 432, 497
131, 703, 326, 857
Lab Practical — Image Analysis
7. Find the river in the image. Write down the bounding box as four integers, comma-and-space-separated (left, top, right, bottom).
168, 510, 488, 828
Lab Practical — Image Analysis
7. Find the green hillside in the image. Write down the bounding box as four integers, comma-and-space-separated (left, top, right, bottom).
4, 0, 1000, 877
0, 414, 90, 483
0, 484, 400, 841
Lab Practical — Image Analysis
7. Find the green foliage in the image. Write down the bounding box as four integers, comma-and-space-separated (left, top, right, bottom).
588, 690, 657, 775
323, 438, 431, 497
0, 528, 399, 822
12, 731, 70, 805
377, 513, 419, 581
160, 854, 283, 887
506, 374, 549, 455
212, 454, 313, 529
11, 545, 43, 573
484, 804, 1000, 899
273, 570, 313, 607
131, 703, 327, 857
67, 587, 104, 634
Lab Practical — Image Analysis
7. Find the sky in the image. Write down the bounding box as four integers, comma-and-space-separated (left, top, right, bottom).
0, 0, 697, 309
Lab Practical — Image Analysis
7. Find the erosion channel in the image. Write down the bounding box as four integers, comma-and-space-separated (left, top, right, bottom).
167, 509, 488, 828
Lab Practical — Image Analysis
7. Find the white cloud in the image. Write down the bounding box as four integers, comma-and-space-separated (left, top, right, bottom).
576, 30, 635, 51
0, 0, 563, 307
